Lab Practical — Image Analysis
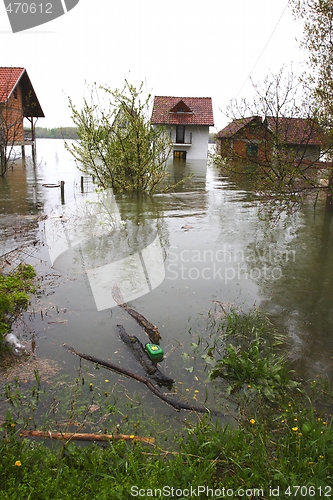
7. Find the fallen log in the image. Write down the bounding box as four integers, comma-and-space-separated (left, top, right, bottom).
63, 344, 225, 417
117, 324, 174, 388
21, 429, 155, 445
112, 285, 161, 344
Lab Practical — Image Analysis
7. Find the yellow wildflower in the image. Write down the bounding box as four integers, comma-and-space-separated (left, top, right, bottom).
14, 461, 21, 467
249, 419, 256, 425
292, 426, 298, 432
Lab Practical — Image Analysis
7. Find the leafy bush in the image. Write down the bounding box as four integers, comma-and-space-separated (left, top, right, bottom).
66, 81, 173, 194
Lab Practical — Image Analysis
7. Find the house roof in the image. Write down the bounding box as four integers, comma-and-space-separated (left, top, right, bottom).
266, 117, 323, 146
217, 116, 323, 146
151, 96, 214, 126
216, 116, 262, 138
0, 67, 44, 117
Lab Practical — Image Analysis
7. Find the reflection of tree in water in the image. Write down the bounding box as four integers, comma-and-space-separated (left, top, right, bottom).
114, 191, 169, 259
247, 202, 333, 382
51, 190, 170, 272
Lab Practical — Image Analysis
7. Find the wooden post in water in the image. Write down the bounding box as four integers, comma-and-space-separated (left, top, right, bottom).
81, 175, 84, 193
60, 181, 65, 205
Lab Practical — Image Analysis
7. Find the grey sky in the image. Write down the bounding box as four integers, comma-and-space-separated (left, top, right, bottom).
0, 0, 305, 130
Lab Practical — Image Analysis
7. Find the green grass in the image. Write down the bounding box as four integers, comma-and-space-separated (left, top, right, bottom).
0, 264, 36, 338
1, 306, 333, 499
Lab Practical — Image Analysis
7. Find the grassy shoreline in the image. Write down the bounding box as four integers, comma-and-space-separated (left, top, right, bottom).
1, 304, 333, 498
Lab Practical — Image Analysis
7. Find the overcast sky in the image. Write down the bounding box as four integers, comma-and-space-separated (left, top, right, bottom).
0, 0, 306, 130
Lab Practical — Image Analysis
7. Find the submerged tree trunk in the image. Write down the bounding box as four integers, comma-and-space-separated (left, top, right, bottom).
0, 146, 5, 176
326, 174, 333, 212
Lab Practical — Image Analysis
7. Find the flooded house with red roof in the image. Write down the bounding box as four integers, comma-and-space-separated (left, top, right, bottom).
216, 116, 272, 163
216, 115, 323, 164
0, 67, 44, 162
151, 96, 214, 160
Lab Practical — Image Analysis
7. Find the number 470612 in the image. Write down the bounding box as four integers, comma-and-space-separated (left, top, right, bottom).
285, 485, 332, 497
6, 3, 53, 14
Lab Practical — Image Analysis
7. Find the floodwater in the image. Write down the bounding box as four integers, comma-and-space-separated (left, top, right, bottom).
1, 139, 333, 426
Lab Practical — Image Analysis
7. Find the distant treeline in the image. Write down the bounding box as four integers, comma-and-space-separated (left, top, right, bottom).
31, 127, 217, 143
32, 127, 79, 139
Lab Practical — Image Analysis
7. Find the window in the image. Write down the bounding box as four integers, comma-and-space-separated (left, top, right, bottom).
247, 143, 258, 157
176, 125, 185, 143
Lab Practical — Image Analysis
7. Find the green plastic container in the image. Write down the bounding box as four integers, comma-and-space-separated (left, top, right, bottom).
145, 343, 164, 362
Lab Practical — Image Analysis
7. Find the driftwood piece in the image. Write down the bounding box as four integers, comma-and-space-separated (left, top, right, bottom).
63, 344, 225, 417
117, 324, 174, 388
21, 429, 155, 445
112, 285, 161, 344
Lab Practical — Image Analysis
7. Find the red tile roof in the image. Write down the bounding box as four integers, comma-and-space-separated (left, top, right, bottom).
0, 67, 25, 103
217, 116, 261, 138
266, 117, 323, 145
217, 116, 323, 146
151, 96, 214, 126
0, 67, 44, 117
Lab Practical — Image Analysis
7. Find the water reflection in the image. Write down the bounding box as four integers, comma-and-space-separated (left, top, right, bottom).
1, 139, 333, 390
259, 202, 333, 380
44, 189, 168, 310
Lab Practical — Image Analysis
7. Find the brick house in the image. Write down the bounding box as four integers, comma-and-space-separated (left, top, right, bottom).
216, 115, 323, 164
151, 96, 214, 160
216, 116, 272, 163
0, 67, 44, 152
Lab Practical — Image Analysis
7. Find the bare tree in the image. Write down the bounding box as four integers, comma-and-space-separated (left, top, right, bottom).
290, 0, 333, 209
213, 67, 333, 216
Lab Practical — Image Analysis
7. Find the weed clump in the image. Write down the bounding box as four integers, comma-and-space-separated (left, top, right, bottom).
0, 264, 36, 340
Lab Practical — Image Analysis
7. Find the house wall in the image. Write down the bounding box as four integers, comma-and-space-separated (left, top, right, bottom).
217, 137, 270, 163
217, 121, 272, 163
167, 125, 210, 160
216, 137, 231, 157
285, 144, 321, 162
0, 85, 24, 145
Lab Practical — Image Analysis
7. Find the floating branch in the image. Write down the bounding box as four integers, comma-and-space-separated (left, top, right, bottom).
21, 429, 155, 445
63, 344, 225, 417
112, 285, 161, 344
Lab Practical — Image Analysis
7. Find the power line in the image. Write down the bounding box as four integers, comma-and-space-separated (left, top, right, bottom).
235, 1, 290, 98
